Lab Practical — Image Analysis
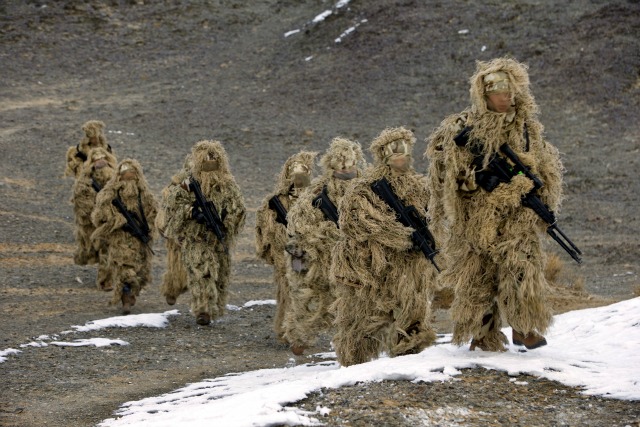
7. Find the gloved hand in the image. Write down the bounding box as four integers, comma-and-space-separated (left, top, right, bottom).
191, 204, 206, 224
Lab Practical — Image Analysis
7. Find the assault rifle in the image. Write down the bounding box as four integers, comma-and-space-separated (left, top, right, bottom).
370, 177, 440, 272
188, 176, 228, 252
268, 195, 288, 226
111, 193, 154, 254
312, 185, 339, 226
454, 126, 582, 264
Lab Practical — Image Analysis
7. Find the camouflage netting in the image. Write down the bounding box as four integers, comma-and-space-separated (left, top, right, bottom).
282, 138, 365, 351
156, 154, 192, 304
425, 57, 564, 350
254, 150, 317, 341
64, 120, 113, 178
71, 147, 117, 289
162, 140, 246, 321
330, 127, 439, 366
91, 158, 157, 305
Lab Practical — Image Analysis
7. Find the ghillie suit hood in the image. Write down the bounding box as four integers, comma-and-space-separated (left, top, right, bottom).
65, 120, 112, 177
273, 150, 318, 197
368, 126, 416, 178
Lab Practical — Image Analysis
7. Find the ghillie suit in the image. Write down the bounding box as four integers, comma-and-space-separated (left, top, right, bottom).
91, 159, 157, 314
163, 140, 246, 325
330, 127, 439, 367
155, 155, 192, 306
71, 147, 117, 291
283, 138, 366, 355
254, 151, 317, 341
65, 120, 113, 178
425, 57, 563, 351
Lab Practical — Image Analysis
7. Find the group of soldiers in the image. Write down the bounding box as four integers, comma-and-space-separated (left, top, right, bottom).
66, 57, 576, 367
66, 130, 246, 322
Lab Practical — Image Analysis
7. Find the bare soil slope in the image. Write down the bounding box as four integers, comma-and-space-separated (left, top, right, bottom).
1, 1, 639, 426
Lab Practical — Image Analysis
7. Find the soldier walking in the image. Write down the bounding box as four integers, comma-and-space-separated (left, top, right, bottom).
161, 140, 246, 325
425, 57, 565, 351
255, 151, 317, 341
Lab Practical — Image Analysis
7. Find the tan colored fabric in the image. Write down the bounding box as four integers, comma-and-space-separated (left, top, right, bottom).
71, 147, 117, 289
254, 151, 317, 340
156, 155, 192, 303
331, 127, 438, 366
65, 120, 112, 178
283, 138, 365, 350
91, 158, 157, 304
163, 141, 246, 320
424, 57, 564, 347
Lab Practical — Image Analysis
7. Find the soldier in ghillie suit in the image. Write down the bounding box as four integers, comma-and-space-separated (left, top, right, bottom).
254, 151, 317, 342
65, 120, 113, 179
330, 127, 439, 367
283, 138, 365, 356
91, 159, 158, 314
162, 140, 246, 326
425, 57, 564, 351
156, 155, 192, 306
71, 147, 117, 291
155, 154, 191, 306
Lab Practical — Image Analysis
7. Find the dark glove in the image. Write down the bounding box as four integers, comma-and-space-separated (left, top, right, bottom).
191, 204, 206, 224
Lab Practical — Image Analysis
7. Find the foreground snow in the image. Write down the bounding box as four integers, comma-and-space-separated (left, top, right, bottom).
96, 297, 640, 427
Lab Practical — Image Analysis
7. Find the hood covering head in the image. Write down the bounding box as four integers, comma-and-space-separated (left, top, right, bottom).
114, 158, 148, 187
369, 126, 416, 166
82, 120, 105, 139
320, 137, 366, 176
87, 146, 117, 169
190, 140, 232, 180
276, 150, 317, 194
469, 57, 538, 116
79, 120, 108, 151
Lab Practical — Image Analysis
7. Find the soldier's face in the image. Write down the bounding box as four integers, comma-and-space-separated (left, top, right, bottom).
288, 162, 311, 188
201, 152, 220, 172
120, 169, 137, 181
93, 158, 108, 170
388, 155, 411, 173
486, 91, 513, 113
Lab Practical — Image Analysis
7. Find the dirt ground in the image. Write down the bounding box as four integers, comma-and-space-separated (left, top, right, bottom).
1, 1, 639, 426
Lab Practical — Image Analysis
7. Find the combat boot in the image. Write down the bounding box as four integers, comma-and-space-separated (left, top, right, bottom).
121, 284, 136, 315
512, 330, 547, 350
196, 312, 211, 325
469, 311, 507, 351
291, 344, 306, 356
469, 332, 508, 352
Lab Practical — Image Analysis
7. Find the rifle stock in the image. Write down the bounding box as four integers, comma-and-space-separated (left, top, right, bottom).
312, 185, 339, 226
268, 195, 288, 226
371, 177, 440, 272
